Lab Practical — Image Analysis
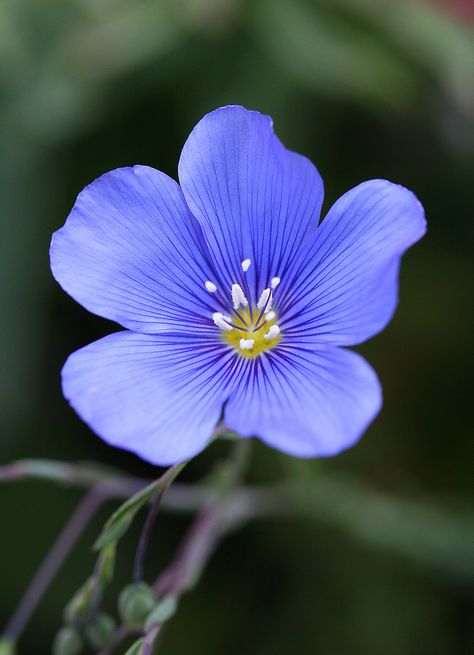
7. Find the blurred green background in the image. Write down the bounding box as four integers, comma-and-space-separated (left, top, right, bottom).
1, 0, 473, 653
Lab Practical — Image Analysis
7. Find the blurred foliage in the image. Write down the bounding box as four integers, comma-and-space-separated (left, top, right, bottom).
0, 1, 473, 654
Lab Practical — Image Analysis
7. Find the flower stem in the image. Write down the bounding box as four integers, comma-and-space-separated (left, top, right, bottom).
3, 485, 108, 644
98, 439, 251, 655
0, 459, 148, 495
133, 462, 188, 584
133, 493, 163, 584
143, 624, 161, 655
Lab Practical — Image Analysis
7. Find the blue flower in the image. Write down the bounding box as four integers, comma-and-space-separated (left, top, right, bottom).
50, 106, 426, 465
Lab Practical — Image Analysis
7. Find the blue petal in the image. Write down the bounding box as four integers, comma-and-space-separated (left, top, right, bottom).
178, 105, 324, 296
62, 331, 237, 465
51, 166, 218, 334
279, 180, 426, 345
224, 346, 382, 457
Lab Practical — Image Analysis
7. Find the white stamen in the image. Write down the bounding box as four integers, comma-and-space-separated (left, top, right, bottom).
212, 312, 233, 331
271, 277, 281, 289
205, 280, 217, 293
241, 258, 251, 272
265, 310, 276, 322
232, 283, 249, 309
257, 288, 272, 313
264, 325, 280, 340
240, 338, 255, 350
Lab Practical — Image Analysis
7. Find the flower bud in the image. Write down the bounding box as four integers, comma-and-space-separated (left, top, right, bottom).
118, 583, 156, 630
52, 627, 83, 655
84, 612, 116, 650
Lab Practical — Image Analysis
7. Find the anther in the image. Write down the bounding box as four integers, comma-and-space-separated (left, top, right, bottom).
240, 338, 255, 350
232, 283, 249, 309
212, 312, 233, 331
264, 325, 280, 340
265, 310, 276, 322
257, 288, 272, 313
241, 259, 251, 272
205, 281, 217, 293
271, 277, 281, 289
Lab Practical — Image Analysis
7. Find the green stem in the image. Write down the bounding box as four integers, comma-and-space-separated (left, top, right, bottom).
0, 459, 148, 494
99, 440, 252, 655
3, 486, 108, 644
132, 463, 188, 584
2, 459, 473, 580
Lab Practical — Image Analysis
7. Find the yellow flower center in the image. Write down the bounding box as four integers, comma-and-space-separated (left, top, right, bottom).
223, 308, 281, 359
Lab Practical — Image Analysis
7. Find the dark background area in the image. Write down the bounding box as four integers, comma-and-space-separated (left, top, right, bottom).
1, 1, 473, 654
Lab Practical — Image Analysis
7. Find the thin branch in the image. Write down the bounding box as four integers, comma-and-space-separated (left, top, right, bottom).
3, 485, 109, 643
143, 625, 160, 655
98, 499, 234, 655
0, 426, 227, 491
98, 441, 251, 655
133, 492, 163, 584
154, 504, 225, 598
132, 463, 188, 584
2, 460, 473, 579
0, 459, 150, 494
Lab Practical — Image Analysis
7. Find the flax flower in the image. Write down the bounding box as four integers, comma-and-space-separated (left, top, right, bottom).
51, 106, 426, 464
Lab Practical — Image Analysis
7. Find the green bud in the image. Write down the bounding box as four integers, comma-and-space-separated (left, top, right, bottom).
0, 638, 16, 655
144, 596, 177, 631
52, 627, 83, 655
84, 612, 116, 649
118, 583, 156, 631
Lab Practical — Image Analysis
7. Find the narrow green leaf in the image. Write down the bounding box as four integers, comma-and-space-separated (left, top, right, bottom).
124, 638, 145, 655
94, 480, 160, 550
144, 597, 178, 630
94, 463, 186, 550
99, 543, 116, 585
64, 577, 95, 624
